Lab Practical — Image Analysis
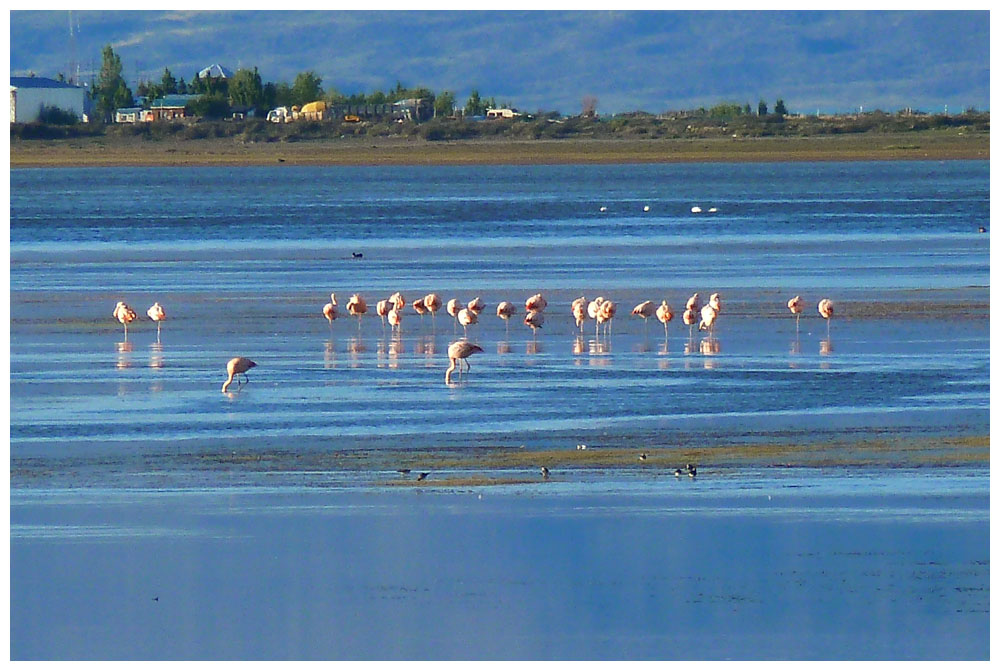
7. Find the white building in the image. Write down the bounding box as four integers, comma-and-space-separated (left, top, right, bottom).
10, 76, 86, 123
486, 107, 521, 119
197, 64, 233, 79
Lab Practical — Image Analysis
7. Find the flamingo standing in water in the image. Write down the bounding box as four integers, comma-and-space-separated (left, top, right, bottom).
221, 356, 257, 393
388, 292, 406, 311
388, 304, 403, 334
347, 294, 368, 330
445, 341, 484, 384
655, 300, 673, 339
571, 296, 588, 333
147, 302, 166, 340
597, 300, 617, 338
113, 301, 137, 339
322, 293, 339, 330
467, 296, 485, 317
787, 295, 804, 332
686, 293, 700, 313
424, 293, 442, 328
699, 304, 718, 335
587, 297, 605, 337
709, 292, 721, 313
496, 301, 516, 334
457, 307, 478, 337
375, 298, 390, 331
682, 306, 698, 338
524, 309, 544, 338
818, 298, 834, 336
631, 300, 655, 335
446, 298, 461, 332
525, 293, 547, 313
412, 297, 428, 328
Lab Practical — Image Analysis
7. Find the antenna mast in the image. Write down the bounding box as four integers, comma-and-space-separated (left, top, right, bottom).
68, 10, 79, 85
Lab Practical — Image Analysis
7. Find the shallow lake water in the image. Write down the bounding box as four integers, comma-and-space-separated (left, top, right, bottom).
9, 161, 990, 659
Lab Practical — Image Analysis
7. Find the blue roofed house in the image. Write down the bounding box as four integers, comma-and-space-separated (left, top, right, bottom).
10, 76, 86, 122
148, 94, 201, 121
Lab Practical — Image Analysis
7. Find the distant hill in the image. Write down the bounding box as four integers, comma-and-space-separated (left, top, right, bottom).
10, 10, 990, 115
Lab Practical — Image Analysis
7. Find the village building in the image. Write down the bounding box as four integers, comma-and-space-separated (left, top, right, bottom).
10, 76, 86, 123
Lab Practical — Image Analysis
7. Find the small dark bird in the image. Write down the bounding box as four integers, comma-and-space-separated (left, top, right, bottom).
352, 252, 364, 259
277, 158, 285, 163
686, 464, 697, 478
397, 469, 411, 475
639, 453, 647, 462
152, 596, 159, 602
540, 466, 550, 480
979, 226, 987, 233
674, 468, 683, 477
416, 472, 429, 481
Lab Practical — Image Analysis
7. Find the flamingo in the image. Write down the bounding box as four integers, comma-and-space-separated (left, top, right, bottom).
147, 302, 165, 340
571, 296, 588, 332
457, 307, 478, 337
631, 300, 655, 335
347, 294, 368, 330
655, 300, 673, 338
787, 295, 804, 332
587, 297, 605, 337
682, 307, 698, 338
322, 293, 339, 330
709, 292, 721, 313
686, 293, 700, 312
525, 293, 547, 313
412, 297, 428, 328
221, 356, 257, 393
524, 309, 544, 338
699, 304, 718, 335
388, 304, 402, 333
113, 301, 137, 338
467, 296, 485, 316
445, 340, 484, 384
446, 298, 461, 332
376, 299, 390, 330
597, 300, 617, 338
818, 298, 834, 336
388, 292, 406, 311
424, 293, 442, 328
496, 301, 516, 335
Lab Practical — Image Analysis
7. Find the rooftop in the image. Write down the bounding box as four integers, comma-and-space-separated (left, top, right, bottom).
10, 76, 81, 90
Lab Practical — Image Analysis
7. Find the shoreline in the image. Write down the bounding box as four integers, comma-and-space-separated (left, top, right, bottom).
10, 131, 989, 167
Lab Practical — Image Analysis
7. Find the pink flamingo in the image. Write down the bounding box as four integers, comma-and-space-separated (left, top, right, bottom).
818, 298, 834, 336
496, 301, 516, 335
221, 356, 257, 393
525, 293, 547, 313
655, 300, 673, 339
322, 293, 339, 330
113, 301, 137, 339
445, 341, 484, 384
347, 294, 368, 330
147, 302, 166, 340
787, 295, 804, 332
524, 309, 545, 339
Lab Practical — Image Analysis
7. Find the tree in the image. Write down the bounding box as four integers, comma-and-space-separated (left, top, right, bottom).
757, 99, 768, 116
186, 93, 230, 119
272, 82, 293, 108
465, 90, 487, 116
774, 99, 788, 116
177, 77, 188, 95
229, 67, 264, 110
434, 91, 456, 118
160, 68, 178, 95
95, 45, 133, 122
291, 71, 323, 106
743, 102, 752, 115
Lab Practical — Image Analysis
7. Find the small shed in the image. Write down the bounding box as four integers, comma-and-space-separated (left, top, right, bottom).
149, 94, 200, 121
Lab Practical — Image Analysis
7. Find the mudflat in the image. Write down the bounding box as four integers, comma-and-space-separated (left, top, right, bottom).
10, 130, 988, 167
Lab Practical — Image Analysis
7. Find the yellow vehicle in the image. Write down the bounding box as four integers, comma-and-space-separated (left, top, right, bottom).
343, 114, 361, 123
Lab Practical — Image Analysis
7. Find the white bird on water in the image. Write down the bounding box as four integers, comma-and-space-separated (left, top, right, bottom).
221, 356, 257, 393
147, 302, 165, 340
445, 341, 484, 384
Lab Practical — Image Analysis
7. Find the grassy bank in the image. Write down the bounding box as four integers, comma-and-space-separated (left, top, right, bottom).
10, 129, 988, 167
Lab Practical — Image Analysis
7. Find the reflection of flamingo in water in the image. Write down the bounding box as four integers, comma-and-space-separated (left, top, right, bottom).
445, 341, 484, 384
221, 356, 257, 393
818, 298, 834, 337
787, 295, 804, 333
147, 302, 166, 340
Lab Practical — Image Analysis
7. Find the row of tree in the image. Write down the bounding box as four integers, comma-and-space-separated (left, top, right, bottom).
705, 99, 788, 119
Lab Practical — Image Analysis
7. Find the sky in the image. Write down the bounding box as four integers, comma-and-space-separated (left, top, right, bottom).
8, 9, 991, 115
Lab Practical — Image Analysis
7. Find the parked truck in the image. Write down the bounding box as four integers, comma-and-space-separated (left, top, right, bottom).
266, 106, 291, 123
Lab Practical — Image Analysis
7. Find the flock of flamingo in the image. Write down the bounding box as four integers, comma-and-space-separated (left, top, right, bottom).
111, 292, 835, 389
